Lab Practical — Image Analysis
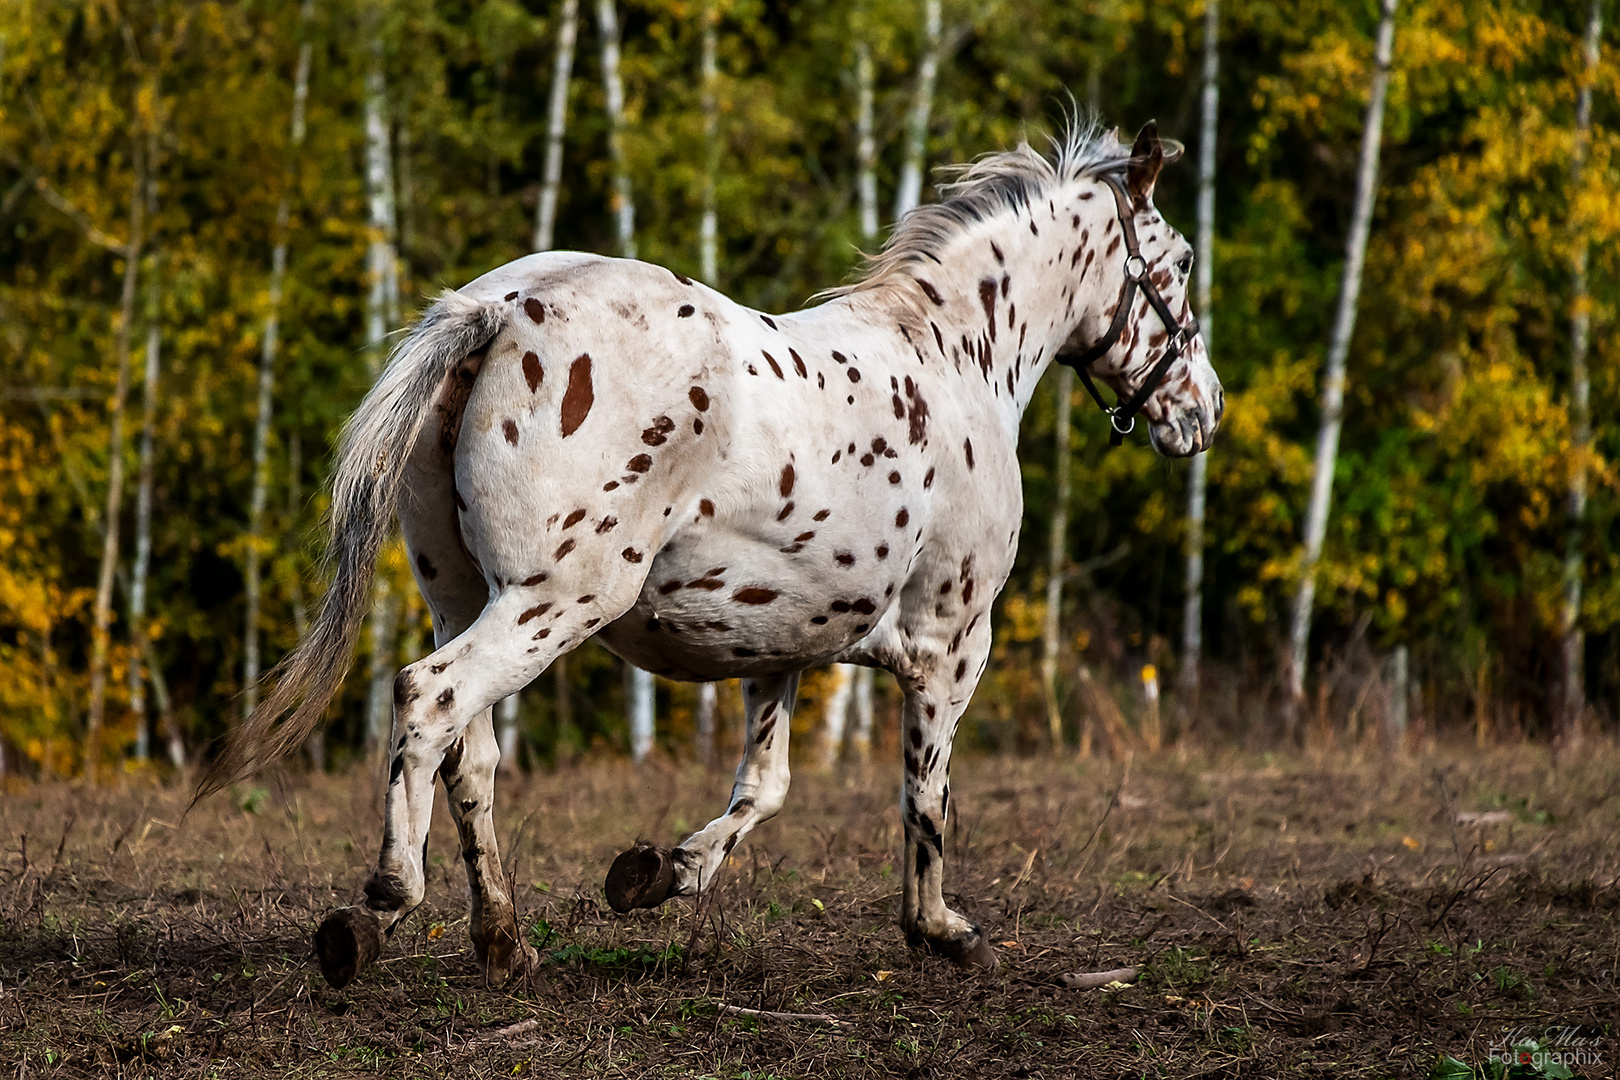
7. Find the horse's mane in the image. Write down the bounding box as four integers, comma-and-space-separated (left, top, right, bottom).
824, 115, 1131, 299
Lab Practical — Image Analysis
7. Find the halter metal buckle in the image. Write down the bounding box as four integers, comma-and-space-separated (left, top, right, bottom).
1123, 253, 1148, 281
1109, 410, 1136, 436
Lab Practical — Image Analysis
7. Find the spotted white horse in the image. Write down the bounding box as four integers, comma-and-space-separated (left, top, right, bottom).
198, 120, 1221, 987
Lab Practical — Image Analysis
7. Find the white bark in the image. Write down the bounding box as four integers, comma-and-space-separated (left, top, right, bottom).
856, 39, 878, 242
595, 0, 636, 259
245, 0, 314, 720
629, 666, 655, 761
1041, 366, 1073, 749
821, 664, 855, 769
1180, 0, 1219, 712
1285, 0, 1398, 727
695, 681, 718, 766
363, 33, 403, 752
84, 137, 146, 779
534, 0, 579, 252
1560, 0, 1602, 742
851, 665, 873, 760
365, 579, 398, 755
129, 144, 161, 762
497, 692, 521, 774
700, 0, 719, 283
892, 0, 942, 221
364, 40, 400, 355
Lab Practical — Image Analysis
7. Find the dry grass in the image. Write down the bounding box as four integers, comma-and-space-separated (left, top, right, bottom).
2, 741, 1617, 1077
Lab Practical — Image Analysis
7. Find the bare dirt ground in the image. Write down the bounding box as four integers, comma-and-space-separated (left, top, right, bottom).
1, 742, 1616, 1078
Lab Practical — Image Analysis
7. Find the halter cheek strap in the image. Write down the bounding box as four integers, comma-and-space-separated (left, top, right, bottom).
1060, 174, 1200, 447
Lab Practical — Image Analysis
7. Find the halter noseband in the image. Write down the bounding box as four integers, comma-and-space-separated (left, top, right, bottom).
1059, 172, 1201, 447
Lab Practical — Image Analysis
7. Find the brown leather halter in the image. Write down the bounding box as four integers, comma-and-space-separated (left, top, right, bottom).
1060, 172, 1201, 447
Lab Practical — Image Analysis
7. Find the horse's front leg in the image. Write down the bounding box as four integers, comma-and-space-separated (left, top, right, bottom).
605, 673, 800, 911
899, 652, 998, 969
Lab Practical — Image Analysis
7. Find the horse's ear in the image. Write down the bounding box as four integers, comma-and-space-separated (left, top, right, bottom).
1127, 120, 1165, 205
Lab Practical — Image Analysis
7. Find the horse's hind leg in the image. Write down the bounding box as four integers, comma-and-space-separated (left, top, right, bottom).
315, 590, 592, 989
606, 673, 800, 911
437, 707, 538, 984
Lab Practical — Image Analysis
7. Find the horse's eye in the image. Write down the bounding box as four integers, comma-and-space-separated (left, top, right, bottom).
1176, 254, 1194, 276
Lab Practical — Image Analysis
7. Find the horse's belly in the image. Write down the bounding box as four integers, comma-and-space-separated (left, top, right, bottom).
596, 532, 897, 680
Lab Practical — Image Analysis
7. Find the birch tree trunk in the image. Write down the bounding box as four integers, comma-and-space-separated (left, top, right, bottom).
695, 681, 717, 767
596, 0, 636, 259
129, 136, 161, 763
892, 0, 942, 221
84, 138, 147, 781
497, 692, 521, 775
821, 664, 854, 769
245, 0, 314, 719
629, 666, 655, 761
1041, 365, 1073, 749
363, 31, 403, 755
856, 40, 878, 242
1558, 0, 1603, 745
699, 0, 720, 283
534, 0, 578, 251
1284, 0, 1398, 737
1179, 0, 1219, 723
851, 661, 874, 760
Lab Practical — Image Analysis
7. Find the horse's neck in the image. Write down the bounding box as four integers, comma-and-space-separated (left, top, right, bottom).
862, 178, 1115, 429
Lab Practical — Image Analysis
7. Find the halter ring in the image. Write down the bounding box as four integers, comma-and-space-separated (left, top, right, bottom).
1123, 254, 1148, 281
1109, 411, 1136, 436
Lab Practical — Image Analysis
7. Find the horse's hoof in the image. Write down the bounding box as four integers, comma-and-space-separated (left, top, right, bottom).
911, 921, 999, 971
605, 843, 676, 913
314, 906, 384, 989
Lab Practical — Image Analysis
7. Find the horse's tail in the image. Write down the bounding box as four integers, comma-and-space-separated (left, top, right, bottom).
194, 290, 506, 804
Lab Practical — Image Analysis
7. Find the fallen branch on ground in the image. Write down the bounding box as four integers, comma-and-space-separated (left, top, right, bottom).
467, 1018, 540, 1046
717, 1004, 852, 1028
1059, 966, 1138, 990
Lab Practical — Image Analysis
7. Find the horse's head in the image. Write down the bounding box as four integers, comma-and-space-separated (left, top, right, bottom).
1061, 122, 1222, 458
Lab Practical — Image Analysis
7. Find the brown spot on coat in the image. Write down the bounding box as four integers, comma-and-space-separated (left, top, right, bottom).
924, 467, 936, 488
790, 349, 807, 377
896, 508, 910, 528
678, 304, 695, 317
622, 547, 643, 562
917, 279, 945, 306
776, 501, 795, 521
626, 454, 653, 473
847, 367, 862, 383
518, 602, 553, 624
563, 508, 587, 529
641, 415, 675, 445
762, 351, 784, 379
595, 516, 618, 534
733, 587, 779, 605
554, 538, 576, 560
521, 572, 548, 587
813, 508, 830, 521
835, 551, 855, 567
560, 355, 594, 437
522, 351, 544, 392
978, 278, 998, 342
504, 291, 519, 301
779, 464, 796, 497
689, 386, 710, 411
524, 297, 546, 323
964, 438, 975, 469
503, 419, 519, 445
700, 499, 715, 516
888, 471, 901, 485
437, 687, 456, 709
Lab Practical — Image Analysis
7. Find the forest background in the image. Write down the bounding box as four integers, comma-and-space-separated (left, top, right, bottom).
0, 0, 1614, 778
